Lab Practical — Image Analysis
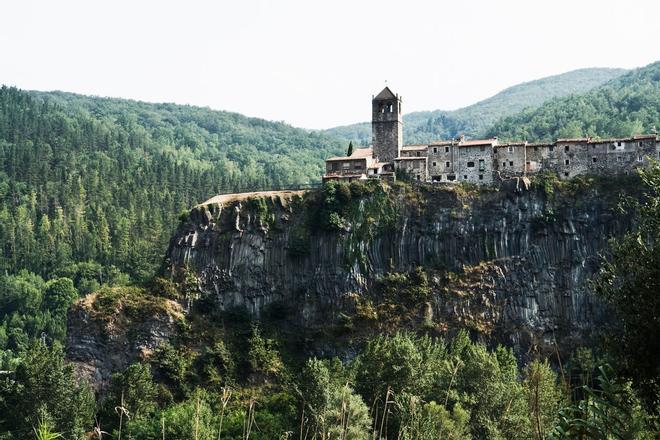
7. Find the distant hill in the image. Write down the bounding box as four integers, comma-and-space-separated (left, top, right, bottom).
487, 61, 660, 141
323, 67, 628, 145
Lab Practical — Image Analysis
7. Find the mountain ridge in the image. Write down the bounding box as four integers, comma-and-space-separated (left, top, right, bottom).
322, 67, 628, 145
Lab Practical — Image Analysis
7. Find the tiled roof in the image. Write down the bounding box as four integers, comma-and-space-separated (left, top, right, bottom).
429, 140, 456, 146
459, 138, 497, 147
556, 138, 590, 143
374, 87, 397, 100
325, 147, 373, 161
395, 156, 427, 161
497, 142, 527, 147
401, 145, 428, 151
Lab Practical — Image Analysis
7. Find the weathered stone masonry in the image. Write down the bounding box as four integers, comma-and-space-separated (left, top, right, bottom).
323, 87, 660, 184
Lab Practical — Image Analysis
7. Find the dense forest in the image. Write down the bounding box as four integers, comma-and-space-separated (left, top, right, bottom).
0, 87, 343, 282
0, 61, 659, 438
323, 67, 627, 145
488, 61, 660, 141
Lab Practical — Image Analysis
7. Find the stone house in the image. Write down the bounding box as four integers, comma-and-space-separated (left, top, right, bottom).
323, 87, 660, 185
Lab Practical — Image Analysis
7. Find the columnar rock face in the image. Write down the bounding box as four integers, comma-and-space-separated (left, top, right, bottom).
165, 178, 637, 357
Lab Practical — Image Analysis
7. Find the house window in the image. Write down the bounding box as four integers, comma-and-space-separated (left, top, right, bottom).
445, 146, 450, 153
479, 174, 484, 180
639, 142, 643, 147
549, 146, 554, 152
617, 141, 622, 147
592, 157, 597, 163
509, 161, 513, 166
416, 152, 420, 157
447, 175, 456, 181
355, 164, 363, 170
564, 172, 569, 177
534, 146, 539, 151
502, 162, 506, 167
565, 159, 570, 165
479, 159, 485, 171
416, 175, 420, 181
342, 162, 350, 169
508, 146, 514, 152
445, 161, 450, 168
432, 161, 437, 167
638, 156, 643, 162
432, 147, 438, 153
467, 161, 475, 168
564, 145, 569, 152
480, 146, 486, 152
463, 175, 468, 180
617, 156, 622, 162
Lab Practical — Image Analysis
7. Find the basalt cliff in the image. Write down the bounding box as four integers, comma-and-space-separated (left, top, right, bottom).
162, 176, 638, 359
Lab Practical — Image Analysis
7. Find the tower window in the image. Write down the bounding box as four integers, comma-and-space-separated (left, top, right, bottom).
565, 159, 570, 165
388, 103, 393, 113
638, 156, 643, 162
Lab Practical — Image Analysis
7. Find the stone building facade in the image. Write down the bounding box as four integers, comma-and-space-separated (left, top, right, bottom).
372, 87, 403, 163
323, 87, 660, 184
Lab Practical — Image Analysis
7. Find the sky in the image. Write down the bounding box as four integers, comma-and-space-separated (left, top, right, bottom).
1, 0, 658, 129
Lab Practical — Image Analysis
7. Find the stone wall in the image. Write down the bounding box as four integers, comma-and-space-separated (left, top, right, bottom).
428, 142, 457, 181
456, 145, 493, 184
372, 97, 402, 162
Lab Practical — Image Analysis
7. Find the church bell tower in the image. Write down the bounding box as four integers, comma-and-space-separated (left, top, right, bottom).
372, 87, 403, 162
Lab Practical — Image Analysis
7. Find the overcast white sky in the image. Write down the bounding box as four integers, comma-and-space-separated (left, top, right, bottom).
1, 0, 658, 128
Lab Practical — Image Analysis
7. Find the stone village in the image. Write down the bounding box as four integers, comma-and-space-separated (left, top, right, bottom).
323, 87, 660, 185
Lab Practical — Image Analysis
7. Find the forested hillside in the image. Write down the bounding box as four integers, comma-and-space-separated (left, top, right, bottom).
488, 61, 660, 141
323, 67, 627, 144
0, 87, 343, 282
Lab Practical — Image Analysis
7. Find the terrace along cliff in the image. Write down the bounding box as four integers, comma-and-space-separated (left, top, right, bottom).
163, 176, 637, 359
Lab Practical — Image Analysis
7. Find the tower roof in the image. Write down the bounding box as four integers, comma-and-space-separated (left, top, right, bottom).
374, 86, 397, 100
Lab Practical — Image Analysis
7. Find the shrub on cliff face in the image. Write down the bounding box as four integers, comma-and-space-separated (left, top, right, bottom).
594, 164, 660, 412
247, 325, 283, 378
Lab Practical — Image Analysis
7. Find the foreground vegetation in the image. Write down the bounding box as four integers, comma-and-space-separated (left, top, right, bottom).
1, 166, 658, 438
